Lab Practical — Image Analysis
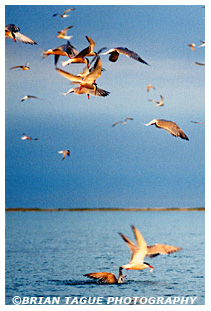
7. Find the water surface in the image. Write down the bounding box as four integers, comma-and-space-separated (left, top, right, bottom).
5, 211, 205, 305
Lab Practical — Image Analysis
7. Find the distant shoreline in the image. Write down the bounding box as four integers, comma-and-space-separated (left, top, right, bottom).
5, 207, 205, 212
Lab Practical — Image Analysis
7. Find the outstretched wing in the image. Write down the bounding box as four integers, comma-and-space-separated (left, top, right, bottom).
63, 8, 75, 15
86, 35, 95, 50
156, 120, 189, 140
112, 121, 122, 127
84, 57, 102, 83
110, 47, 149, 65
56, 68, 83, 83
14, 32, 37, 45
10, 65, 22, 69
118, 232, 137, 254
119, 228, 146, 264
84, 272, 116, 283
131, 226, 147, 253
147, 244, 182, 257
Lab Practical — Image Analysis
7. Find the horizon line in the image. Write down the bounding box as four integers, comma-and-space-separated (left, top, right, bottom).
5, 207, 205, 212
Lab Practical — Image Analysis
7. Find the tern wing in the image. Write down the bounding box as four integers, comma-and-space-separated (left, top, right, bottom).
156, 119, 189, 140
59, 25, 73, 35
190, 121, 205, 124
86, 35, 95, 49
148, 99, 159, 104
128, 226, 148, 263
84, 57, 102, 83
14, 32, 37, 45
84, 272, 116, 283
118, 232, 137, 254
124, 118, 133, 122
10, 65, 22, 69
27, 95, 40, 99
147, 244, 182, 257
56, 68, 82, 83
63, 8, 75, 14
131, 226, 147, 251
112, 121, 122, 127
114, 47, 149, 65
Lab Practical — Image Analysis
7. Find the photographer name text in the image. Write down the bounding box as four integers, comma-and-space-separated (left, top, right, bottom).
12, 295, 197, 305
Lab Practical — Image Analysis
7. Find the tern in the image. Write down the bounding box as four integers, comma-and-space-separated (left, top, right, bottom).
84, 267, 126, 284
42, 41, 75, 66
100, 47, 149, 65
190, 121, 205, 124
112, 118, 134, 127
21, 133, 38, 141
56, 26, 73, 40
195, 62, 205, 66
58, 150, 70, 160
147, 85, 156, 92
119, 225, 182, 271
5, 24, 37, 45
198, 40, 205, 48
53, 8, 75, 18
10, 63, 30, 70
61, 86, 110, 99
141, 119, 189, 140
188, 43, 196, 52
148, 95, 164, 106
62, 36, 96, 67
21, 95, 41, 102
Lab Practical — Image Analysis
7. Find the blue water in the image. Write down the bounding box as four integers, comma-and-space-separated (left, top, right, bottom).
5, 211, 205, 305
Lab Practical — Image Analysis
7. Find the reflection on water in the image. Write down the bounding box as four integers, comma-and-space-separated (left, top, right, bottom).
5, 211, 205, 305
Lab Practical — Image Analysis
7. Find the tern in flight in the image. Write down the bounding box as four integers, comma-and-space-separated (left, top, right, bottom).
190, 121, 205, 124
141, 119, 189, 140
42, 41, 75, 66
53, 8, 75, 18
100, 47, 149, 65
188, 43, 196, 51
84, 267, 126, 284
21, 95, 41, 102
148, 95, 164, 106
21, 133, 38, 141
112, 118, 134, 127
56, 26, 73, 40
147, 85, 156, 92
58, 150, 70, 160
61, 86, 110, 99
5, 24, 37, 45
195, 62, 205, 66
119, 225, 182, 271
198, 40, 205, 48
10, 63, 30, 70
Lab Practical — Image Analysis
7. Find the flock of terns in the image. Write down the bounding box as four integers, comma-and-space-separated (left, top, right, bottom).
5, 12, 205, 152
5, 6, 203, 284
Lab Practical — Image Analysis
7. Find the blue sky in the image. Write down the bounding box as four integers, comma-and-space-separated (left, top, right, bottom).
5, 4, 205, 208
